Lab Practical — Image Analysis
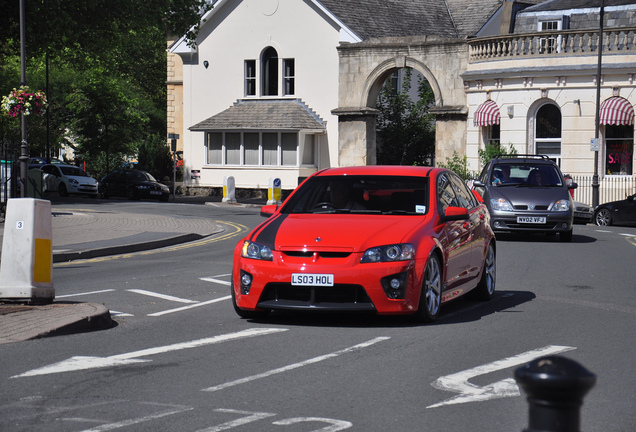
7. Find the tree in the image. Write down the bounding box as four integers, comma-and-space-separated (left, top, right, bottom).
0, 0, 211, 176
376, 68, 436, 166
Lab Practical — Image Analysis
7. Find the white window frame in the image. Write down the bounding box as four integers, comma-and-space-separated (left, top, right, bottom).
538, 18, 563, 54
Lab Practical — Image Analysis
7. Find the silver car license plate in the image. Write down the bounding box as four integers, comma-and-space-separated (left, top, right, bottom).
517, 216, 546, 224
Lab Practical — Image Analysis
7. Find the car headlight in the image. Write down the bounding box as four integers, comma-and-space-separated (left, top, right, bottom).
552, 199, 571, 212
241, 240, 273, 261
138, 185, 149, 189
361, 243, 414, 263
68, 178, 79, 185
490, 198, 513, 212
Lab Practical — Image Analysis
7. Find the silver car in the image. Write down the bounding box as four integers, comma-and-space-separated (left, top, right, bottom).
472, 155, 576, 242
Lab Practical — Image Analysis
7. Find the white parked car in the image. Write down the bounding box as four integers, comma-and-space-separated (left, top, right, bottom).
39, 164, 99, 197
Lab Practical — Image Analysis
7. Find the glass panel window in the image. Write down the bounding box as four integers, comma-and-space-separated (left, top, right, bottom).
538, 19, 562, 53
262, 47, 278, 96
245, 60, 256, 96
207, 132, 222, 164
263, 133, 278, 165
302, 135, 315, 165
281, 133, 297, 166
535, 104, 562, 165
486, 124, 500, 147
605, 125, 634, 175
244, 133, 259, 165
283, 59, 295, 96
225, 133, 240, 165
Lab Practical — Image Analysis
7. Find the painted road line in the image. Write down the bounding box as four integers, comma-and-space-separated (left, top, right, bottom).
78, 404, 193, 432
201, 276, 231, 286
12, 328, 288, 378
148, 296, 231, 317
110, 311, 134, 317
56, 289, 115, 298
427, 345, 576, 408
202, 337, 391, 393
128, 289, 198, 304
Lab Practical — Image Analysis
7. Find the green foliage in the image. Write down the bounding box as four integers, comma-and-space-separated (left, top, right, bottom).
437, 152, 477, 181
0, 0, 209, 169
477, 142, 517, 167
376, 68, 436, 166
137, 135, 175, 181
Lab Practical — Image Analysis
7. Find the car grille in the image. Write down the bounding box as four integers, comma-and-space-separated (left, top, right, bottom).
513, 205, 549, 210
257, 283, 375, 312
505, 222, 560, 229
282, 251, 351, 258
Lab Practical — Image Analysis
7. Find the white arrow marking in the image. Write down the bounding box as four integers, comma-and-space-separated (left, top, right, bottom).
12, 328, 288, 378
427, 344, 576, 408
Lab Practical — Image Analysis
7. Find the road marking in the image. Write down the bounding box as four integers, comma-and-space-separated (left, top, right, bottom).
196, 409, 276, 432
148, 296, 231, 317
78, 404, 193, 432
110, 310, 134, 317
201, 277, 231, 286
594, 229, 612, 233
128, 289, 198, 304
202, 337, 391, 393
12, 328, 288, 378
427, 345, 576, 408
56, 289, 115, 298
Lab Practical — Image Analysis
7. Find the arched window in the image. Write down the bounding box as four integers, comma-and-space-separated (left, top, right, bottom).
262, 47, 278, 96
535, 104, 562, 165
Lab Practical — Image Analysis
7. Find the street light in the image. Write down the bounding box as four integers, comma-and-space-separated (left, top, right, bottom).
19, 0, 28, 198
592, 0, 605, 208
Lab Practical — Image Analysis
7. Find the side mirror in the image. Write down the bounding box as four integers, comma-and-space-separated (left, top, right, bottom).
472, 180, 486, 188
260, 204, 278, 218
568, 182, 578, 190
442, 206, 469, 221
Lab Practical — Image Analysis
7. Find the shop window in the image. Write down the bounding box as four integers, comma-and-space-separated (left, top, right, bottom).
605, 125, 634, 175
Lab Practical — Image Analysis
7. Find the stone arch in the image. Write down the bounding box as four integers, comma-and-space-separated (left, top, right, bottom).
361, 56, 443, 109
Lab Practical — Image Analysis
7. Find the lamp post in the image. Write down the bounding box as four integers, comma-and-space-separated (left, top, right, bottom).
592, 0, 605, 208
19, 0, 28, 198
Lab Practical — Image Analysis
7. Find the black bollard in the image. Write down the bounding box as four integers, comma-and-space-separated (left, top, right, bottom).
515, 355, 596, 432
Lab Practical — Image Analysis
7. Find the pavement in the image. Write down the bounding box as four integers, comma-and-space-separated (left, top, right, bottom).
0, 194, 266, 344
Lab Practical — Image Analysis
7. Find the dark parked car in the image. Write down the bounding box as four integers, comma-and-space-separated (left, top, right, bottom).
472, 154, 576, 242
594, 193, 636, 226
99, 169, 170, 201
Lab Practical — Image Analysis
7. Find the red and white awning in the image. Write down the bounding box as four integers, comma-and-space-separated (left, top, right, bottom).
599, 96, 634, 126
473, 100, 501, 127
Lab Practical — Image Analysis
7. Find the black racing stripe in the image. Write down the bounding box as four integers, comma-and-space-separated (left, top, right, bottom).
254, 213, 288, 249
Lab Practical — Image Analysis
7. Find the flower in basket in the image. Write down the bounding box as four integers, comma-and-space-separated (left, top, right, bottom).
1, 86, 48, 117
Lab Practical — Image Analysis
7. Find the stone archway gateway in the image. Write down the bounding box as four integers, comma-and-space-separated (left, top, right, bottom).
332, 36, 470, 167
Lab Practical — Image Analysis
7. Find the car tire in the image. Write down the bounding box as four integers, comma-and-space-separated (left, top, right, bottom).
58, 183, 69, 197
414, 253, 442, 323
560, 229, 573, 242
471, 242, 496, 301
594, 208, 612, 226
230, 277, 270, 320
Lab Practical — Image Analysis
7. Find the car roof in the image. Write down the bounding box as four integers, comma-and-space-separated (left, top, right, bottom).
313, 165, 440, 177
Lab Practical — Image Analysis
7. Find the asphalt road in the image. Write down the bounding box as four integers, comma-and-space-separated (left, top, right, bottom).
1, 198, 635, 431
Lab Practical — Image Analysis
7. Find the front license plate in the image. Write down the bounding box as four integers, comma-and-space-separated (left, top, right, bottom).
292, 273, 334, 286
150, 191, 162, 195
517, 216, 546, 224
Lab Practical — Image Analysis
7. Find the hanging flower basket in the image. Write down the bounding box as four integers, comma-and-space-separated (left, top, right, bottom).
1, 86, 47, 118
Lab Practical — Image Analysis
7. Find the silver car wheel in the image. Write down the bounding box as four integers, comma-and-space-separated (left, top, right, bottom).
483, 243, 496, 296
424, 256, 442, 316
595, 209, 611, 226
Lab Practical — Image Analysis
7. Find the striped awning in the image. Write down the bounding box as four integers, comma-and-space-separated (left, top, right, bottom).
473, 100, 501, 127
599, 96, 634, 126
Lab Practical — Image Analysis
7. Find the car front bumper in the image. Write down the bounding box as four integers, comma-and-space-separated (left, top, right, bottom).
489, 211, 573, 233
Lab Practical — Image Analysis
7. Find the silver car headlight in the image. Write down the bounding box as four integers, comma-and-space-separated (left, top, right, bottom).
68, 178, 79, 185
490, 198, 513, 212
241, 240, 273, 261
361, 243, 414, 263
552, 199, 571, 212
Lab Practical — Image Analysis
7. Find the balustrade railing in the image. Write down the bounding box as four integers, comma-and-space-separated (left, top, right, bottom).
469, 28, 636, 62
572, 175, 636, 206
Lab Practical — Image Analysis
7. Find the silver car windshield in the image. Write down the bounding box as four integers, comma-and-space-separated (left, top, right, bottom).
491, 164, 563, 187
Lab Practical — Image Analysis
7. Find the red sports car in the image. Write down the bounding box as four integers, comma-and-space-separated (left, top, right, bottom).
231, 166, 496, 322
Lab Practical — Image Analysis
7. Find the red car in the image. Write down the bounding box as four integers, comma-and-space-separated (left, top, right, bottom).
231, 166, 496, 322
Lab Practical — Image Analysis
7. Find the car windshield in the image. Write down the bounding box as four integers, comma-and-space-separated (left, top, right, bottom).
281, 175, 430, 215
60, 166, 88, 177
129, 171, 156, 182
491, 163, 563, 187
